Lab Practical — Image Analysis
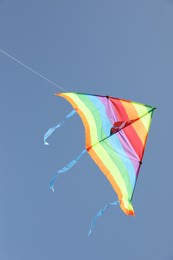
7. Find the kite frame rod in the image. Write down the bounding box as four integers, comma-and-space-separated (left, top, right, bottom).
87, 107, 156, 157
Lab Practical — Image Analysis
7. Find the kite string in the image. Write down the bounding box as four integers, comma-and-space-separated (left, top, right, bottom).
0, 49, 67, 92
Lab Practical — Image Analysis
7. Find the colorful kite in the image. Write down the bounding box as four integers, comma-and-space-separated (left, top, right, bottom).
44, 92, 156, 235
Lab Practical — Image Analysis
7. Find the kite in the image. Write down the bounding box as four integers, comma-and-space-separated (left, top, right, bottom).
44, 92, 156, 235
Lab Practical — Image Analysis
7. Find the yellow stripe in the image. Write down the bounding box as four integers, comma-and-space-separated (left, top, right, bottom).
120, 100, 148, 146
63, 93, 129, 199
65, 93, 99, 145
133, 103, 152, 132
92, 144, 129, 198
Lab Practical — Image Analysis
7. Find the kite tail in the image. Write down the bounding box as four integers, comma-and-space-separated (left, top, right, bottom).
44, 110, 76, 145
49, 149, 87, 192
88, 201, 120, 236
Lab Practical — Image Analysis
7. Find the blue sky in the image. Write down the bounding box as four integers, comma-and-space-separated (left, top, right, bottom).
0, 1, 173, 259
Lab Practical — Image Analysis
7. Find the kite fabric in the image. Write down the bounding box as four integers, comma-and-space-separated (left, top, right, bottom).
45, 92, 155, 233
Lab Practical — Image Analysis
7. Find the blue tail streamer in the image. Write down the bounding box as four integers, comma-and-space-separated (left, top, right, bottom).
88, 201, 120, 236
49, 149, 87, 192
44, 110, 76, 145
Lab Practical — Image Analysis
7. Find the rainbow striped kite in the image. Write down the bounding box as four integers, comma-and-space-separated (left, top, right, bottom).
44, 92, 156, 235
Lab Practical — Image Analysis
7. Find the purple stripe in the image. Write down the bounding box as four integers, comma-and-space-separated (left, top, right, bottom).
98, 96, 139, 177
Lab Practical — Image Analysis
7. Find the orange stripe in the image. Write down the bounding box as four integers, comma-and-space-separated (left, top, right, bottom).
120, 100, 148, 145
57, 93, 92, 148
89, 148, 134, 216
88, 148, 123, 200
57, 93, 135, 216
111, 98, 144, 160
120, 203, 135, 216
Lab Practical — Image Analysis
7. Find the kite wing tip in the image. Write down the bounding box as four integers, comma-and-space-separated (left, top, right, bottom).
54, 93, 64, 96
120, 198, 135, 216
129, 210, 135, 216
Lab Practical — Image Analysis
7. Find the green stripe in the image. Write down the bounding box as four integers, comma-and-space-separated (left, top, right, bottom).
76, 94, 133, 197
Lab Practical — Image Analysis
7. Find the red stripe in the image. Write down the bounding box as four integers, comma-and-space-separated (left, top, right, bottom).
110, 98, 144, 160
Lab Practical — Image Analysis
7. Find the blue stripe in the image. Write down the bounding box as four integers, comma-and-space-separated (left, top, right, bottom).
86, 95, 136, 189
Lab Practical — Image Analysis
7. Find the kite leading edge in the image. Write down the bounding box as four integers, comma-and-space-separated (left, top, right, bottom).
44, 92, 156, 235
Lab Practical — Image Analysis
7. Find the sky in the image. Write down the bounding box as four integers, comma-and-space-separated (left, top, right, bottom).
0, 0, 173, 259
